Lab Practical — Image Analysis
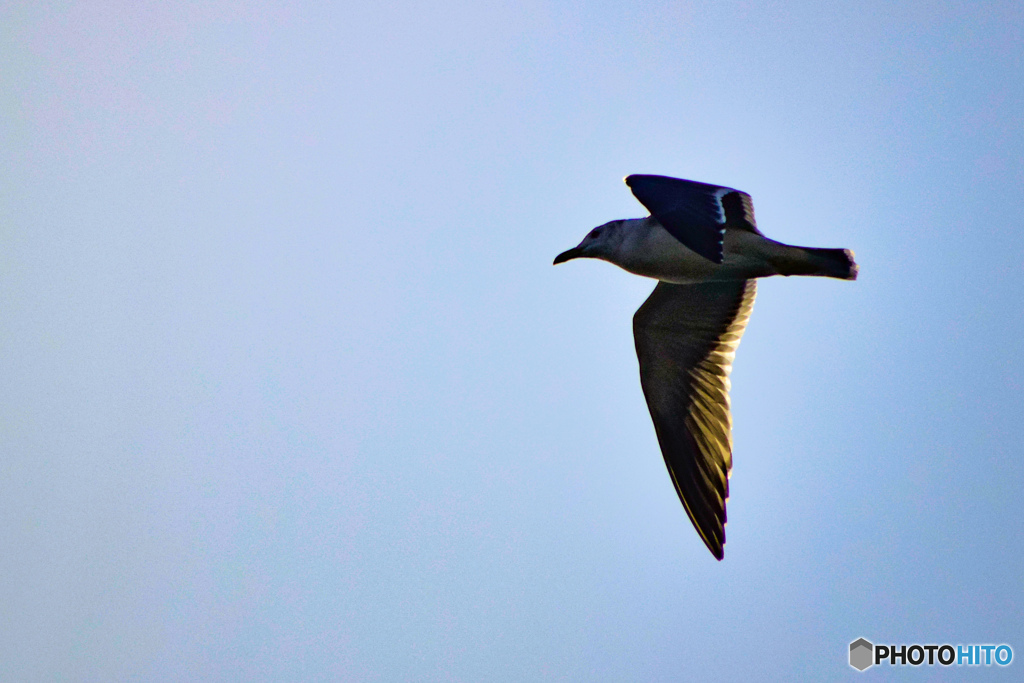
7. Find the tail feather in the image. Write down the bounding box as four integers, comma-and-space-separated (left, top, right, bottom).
781, 247, 858, 280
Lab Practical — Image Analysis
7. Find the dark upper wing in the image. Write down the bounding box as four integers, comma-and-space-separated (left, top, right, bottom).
625, 175, 761, 263
633, 279, 757, 560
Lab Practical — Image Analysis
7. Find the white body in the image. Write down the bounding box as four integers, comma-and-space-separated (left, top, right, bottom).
587, 217, 803, 284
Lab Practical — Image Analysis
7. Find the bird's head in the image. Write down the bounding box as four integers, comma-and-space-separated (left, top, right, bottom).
553, 220, 626, 265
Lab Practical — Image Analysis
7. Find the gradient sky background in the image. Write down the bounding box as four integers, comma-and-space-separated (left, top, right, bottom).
3, 1, 1022, 680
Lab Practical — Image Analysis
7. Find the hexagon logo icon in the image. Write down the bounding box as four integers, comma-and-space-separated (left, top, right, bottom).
849, 638, 874, 671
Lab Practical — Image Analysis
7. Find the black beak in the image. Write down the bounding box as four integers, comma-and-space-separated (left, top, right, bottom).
553, 247, 584, 265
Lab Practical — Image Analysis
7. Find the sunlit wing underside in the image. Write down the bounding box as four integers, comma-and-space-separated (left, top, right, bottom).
633, 279, 757, 559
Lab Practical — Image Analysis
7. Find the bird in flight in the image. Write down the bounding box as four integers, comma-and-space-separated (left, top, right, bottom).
554, 175, 857, 560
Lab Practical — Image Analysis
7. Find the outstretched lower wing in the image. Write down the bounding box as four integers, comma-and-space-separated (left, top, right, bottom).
633, 279, 756, 560
625, 175, 760, 263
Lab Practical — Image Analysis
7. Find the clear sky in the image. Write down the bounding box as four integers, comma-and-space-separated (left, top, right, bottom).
2, 1, 1022, 680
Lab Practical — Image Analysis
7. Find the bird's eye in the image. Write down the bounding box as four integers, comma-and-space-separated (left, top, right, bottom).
589, 228, 602, 239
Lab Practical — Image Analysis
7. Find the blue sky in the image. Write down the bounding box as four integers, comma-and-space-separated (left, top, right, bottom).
2, 1, 1022, 680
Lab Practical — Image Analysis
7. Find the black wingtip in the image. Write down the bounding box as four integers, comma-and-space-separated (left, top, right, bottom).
624, 173, 670, 186
701, 534, 724, 560
703, 534, 725, 560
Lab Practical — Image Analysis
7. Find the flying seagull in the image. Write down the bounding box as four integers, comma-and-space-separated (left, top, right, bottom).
554, 174, 857, 560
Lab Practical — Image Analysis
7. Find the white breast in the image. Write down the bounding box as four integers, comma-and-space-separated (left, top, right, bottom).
611, 219, 777, 284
